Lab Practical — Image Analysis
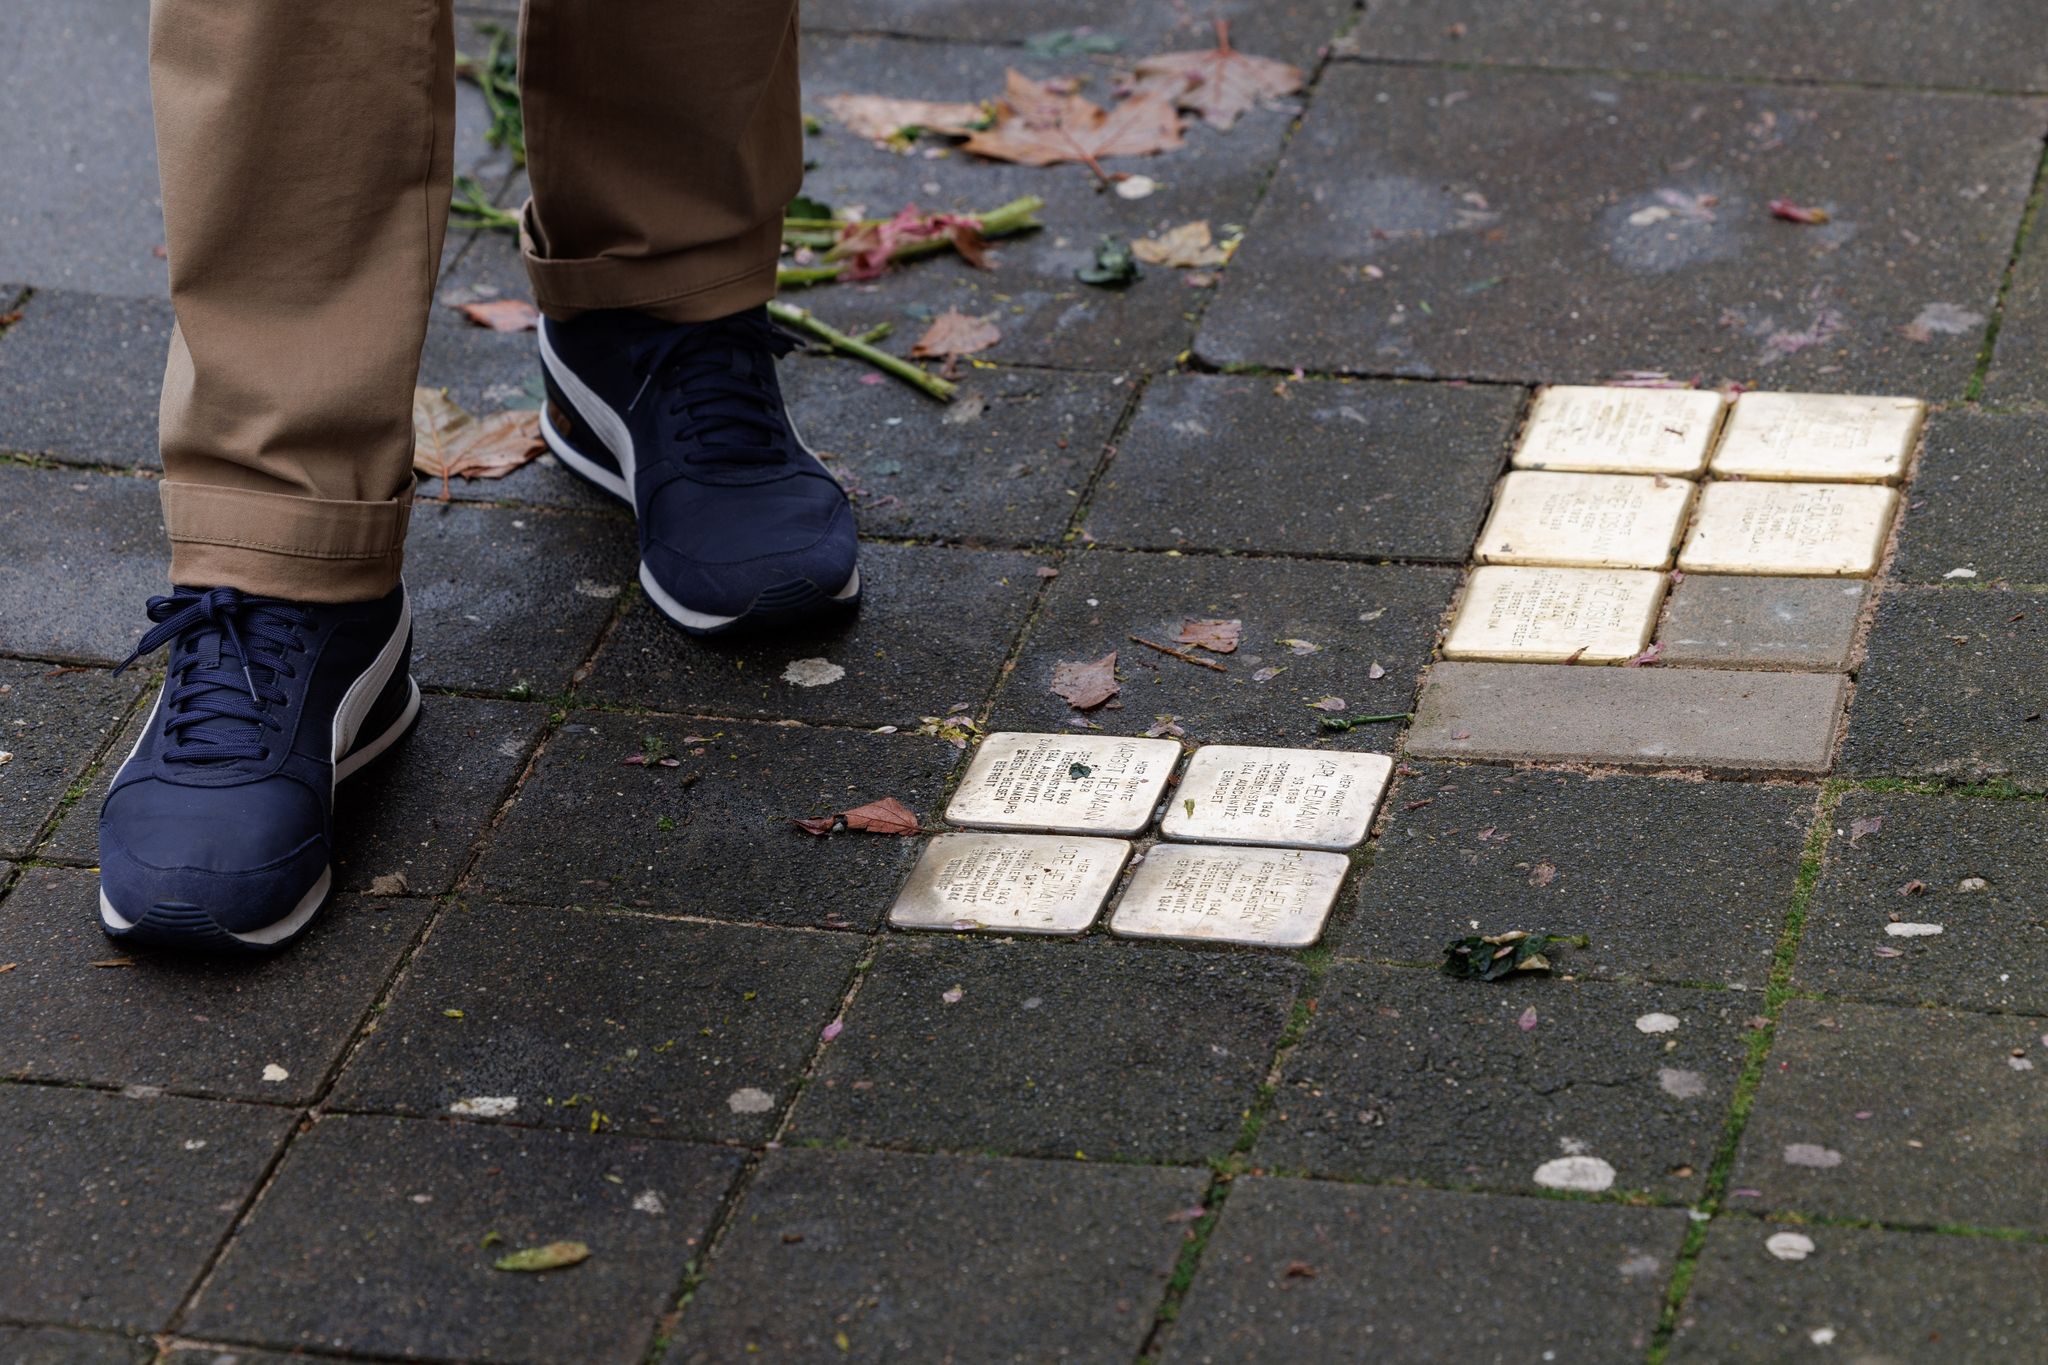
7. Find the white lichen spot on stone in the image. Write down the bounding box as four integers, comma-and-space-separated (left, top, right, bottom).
1766, 1231, 1816, 1261
632, 1189, 666, 1215
1958, 876, 1988, 892
183, 1139, 207, 1151
727, 1087, 775, 1114
1659, 1068, 1709, 1099
2010, 1056, 2035, 1072
450, 1096, 519, 1118
1783, 1143, 1843, 1169
1809, 1326, 1837, 1345
1533, 1155, 1615, 1192
1885, 922, 1943, 938
782, 657, 846, 687
1618, 1253, 1662, 1279
573, 578, 622, 599
261, 1063, 289, 1083
1943, 567, 1979, 580
1635, 1012, 1681, 1034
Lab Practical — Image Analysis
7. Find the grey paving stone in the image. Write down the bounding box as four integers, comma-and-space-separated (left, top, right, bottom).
0, 868, 428, 1103
1346, 765, 1812, 988
0, 660, 141, 859
987, 549, 1459, 748
0, 1, 164, 297
0, 291, 171, 468
780, 357, 1127, 546
1669, 1220, 2048, 1363
186, 1115, 741, 1365
1891, 409, 2048, 584
806, 0, 1353, 64
793, 34, 1294, 372
0, 463, 165, 665
1729, 999, 2048, 1232
580, 543, 1041, 727
158, 1350, 357, 1365
668, 1147, 1204, 1364
789, 936, 1302, 1162
416, 319, 623, 513
1342, 0, 2048, 89
403, 500, 634, 695
1169, 1178, 1686, 1364
1197, 66, 2040, 393
1838, 588, 2048, 787
0, 1325, 151, 1365
1657, 575, 1867, 670
333, 905, 863, 1141
1256, 965, 1747, 1200
1409, 661, 1846, 774
473, 716, 958, 929
44, 693, 546, 896
1988, 227, 2048, 402
0, 1084, 293, 1331
1086, 375, 1523, 561
1796, 791, 2048, 1014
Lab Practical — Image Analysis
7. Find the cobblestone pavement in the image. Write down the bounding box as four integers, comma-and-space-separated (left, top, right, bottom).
4, 1, 2048, 1361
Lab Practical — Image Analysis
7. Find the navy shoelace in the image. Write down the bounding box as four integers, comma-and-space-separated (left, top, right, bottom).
114, 587, 311, 764
625, 309, 798, 467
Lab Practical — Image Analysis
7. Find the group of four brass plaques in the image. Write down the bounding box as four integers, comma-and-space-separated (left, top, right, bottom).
890, 734, 1392, 947
1445, 387, 1923, 664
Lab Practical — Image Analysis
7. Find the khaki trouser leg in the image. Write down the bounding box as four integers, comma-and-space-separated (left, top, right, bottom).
518, 0, 802, 323
149, 0, 453, 602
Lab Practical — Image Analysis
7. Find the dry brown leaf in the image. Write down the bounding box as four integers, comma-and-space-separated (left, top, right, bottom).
960, 70, 1182, 171
411, 388, 545, 499
910, 310, 1002, 361
822, 94, 985, 143
842, 797, 922, 835
458, 299, 540, 332
1051, 652, 1120, 710
1131, 24, 1303, 130
1176, 618, 1242, 653
1131, 221, 1229, 268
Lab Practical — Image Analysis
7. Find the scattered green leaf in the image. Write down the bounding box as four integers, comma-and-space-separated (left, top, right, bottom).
1076, 235, 1140, 288
493, 1240, 590, 1273
1441, 930, 1589, 981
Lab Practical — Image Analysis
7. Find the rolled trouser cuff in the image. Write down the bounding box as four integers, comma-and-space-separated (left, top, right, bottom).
521, 202, 781, 323
160, 480, 412, 603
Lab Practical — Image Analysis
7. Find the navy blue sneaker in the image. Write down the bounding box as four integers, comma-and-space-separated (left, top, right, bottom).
97, 584, 418, 952
537, 305, 860, 634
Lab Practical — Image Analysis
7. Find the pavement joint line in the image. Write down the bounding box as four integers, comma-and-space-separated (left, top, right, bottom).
154, 1334, 422, 1365
1642, 783, 1839, 1362
1327, 50, 2048, 102
1968, 119, 2048, 401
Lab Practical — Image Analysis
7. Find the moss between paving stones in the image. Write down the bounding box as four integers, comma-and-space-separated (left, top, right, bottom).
472, 715, 960, 929
1168, 1177, 1687, 1363
1345, 764, 1814, 987
667, 1147, 1205, 1364
1839, 586, 2048, 788
184, 1114, 741, 1364
1667, 1219, 2048, 1361
1795, 789, 2048, 1014
1728, 998, 2048, 1233
787, 935, 1305, 1164
0, 868, 430, 1102
331, 903, 866, 1142
0, 1084, 295, 1332
1256, 963, 1749, 1202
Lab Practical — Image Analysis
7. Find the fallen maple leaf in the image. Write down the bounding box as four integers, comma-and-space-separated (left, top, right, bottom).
960, 70, 1182, 176
1130, 21, 1303, 131
411, 388, 545, 499
911, 310, 1002, 360
1768, 198, 1831, 225
458, 298, 540, 332
1175, 618, 1242, 653
821, 94, 986, 143
1051, 652, 1120, 710
829, 204, 990, 280
842, 797, 922, 835
1131, 220, 1229, 268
